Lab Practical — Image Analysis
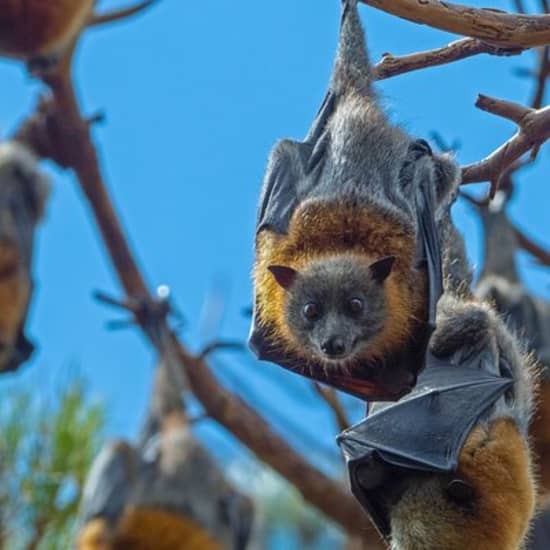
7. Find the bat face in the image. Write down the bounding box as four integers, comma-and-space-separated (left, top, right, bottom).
0, 0, 95, 59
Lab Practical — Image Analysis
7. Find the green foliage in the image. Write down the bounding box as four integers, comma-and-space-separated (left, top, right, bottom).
0, 379, 105, 550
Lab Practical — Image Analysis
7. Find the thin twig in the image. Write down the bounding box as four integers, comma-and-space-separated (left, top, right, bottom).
314, 383, 351, 432
89, 0, 160, 27
198, 341, 245, 360
373, 38, 523, 81
514, 227, 550, 266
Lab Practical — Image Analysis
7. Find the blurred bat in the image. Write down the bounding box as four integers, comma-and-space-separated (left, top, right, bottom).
0, 0, 95, 65
77, 360, 255, 550
0, 141, 49, 373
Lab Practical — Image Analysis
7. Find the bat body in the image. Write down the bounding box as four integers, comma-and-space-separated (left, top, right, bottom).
0, 141, 48, 373
0, 0, 94, 62
339, 295, 537, 549
468, 190, 550, 548
77, 363, 254, 550
250, 0, 460, 401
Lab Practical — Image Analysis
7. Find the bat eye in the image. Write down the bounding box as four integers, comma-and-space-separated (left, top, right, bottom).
303, 302, 321, 321
445, 479, 475, 508
348, 297, 364, 315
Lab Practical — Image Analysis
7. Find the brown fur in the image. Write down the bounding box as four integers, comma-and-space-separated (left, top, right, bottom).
0, 0, 94, 58
530, 380, 550, 503
0, 238, 30, 347
254, 199, 426, 367
78, 509, 222, 550
77, 519, 112, 550
456, 419, 535, 550
391, 419, 535, 550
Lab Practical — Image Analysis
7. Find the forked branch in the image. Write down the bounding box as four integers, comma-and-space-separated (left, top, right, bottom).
461, 95, 550, 196
314, 383, 351, 432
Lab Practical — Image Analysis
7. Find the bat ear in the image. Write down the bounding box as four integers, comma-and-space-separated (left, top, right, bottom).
268, 265, 298, 290
369, 256, 395, 283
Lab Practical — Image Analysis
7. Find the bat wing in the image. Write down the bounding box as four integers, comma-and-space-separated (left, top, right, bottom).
337, 356, 513, 537
256, 91, 336, 235
78, 440, 139, 527
415, 171, 443, 329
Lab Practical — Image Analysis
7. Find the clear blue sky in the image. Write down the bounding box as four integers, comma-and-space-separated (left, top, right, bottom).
0, 0, 549, 537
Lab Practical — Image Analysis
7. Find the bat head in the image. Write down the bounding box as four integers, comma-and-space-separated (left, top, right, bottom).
269, 255, 394, 366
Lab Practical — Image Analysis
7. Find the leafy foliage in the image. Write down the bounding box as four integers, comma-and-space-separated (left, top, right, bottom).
0, 379, 105, 549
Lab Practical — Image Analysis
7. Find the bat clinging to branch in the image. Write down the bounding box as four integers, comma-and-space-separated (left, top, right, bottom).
0, 141, 48, 373
77, 361, 255, 549
250, 0, 460, 401
0, 0, 94, 65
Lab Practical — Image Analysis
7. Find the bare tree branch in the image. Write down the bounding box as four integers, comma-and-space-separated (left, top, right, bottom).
314, 383, 351, 433
198, 341, 244, 360
373, 38, 523, 81
89, 0, 159, 27
461, 95, 550, 196
360, 0, 550, 48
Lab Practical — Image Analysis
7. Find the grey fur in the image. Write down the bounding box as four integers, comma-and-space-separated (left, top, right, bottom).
284, 255, 388, 364
78, 361, 255, 549
263, 0, 461, 366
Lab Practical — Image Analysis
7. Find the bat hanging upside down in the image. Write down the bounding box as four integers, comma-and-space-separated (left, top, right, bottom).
0, 0, 95, 65
0, 141, 49, 373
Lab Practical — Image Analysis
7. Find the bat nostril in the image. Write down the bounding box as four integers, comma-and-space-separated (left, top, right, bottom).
322, 337, 346, 358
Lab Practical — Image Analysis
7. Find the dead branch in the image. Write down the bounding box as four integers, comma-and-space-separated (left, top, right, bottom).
373, 38, 523, 81
314, 383, 351, 433
461, 95, 550, 196
89, 1, 159, 27
198, 341, 244, 360
13, 54, 385, 548
360, 0, 550, 48
514, 227, 550, 266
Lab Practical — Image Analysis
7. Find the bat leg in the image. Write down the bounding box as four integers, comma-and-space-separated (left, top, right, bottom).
430, 298, 498, 368
390, 418, 535, 550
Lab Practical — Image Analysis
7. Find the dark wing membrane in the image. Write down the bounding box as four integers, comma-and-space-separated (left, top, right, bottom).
256, 92, 336, 235
415, 178, 443, 329
337, 358, 513, 538
78, 440, 138, 526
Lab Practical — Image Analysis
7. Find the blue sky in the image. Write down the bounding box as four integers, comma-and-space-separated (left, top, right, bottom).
0, 0, 549, 535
